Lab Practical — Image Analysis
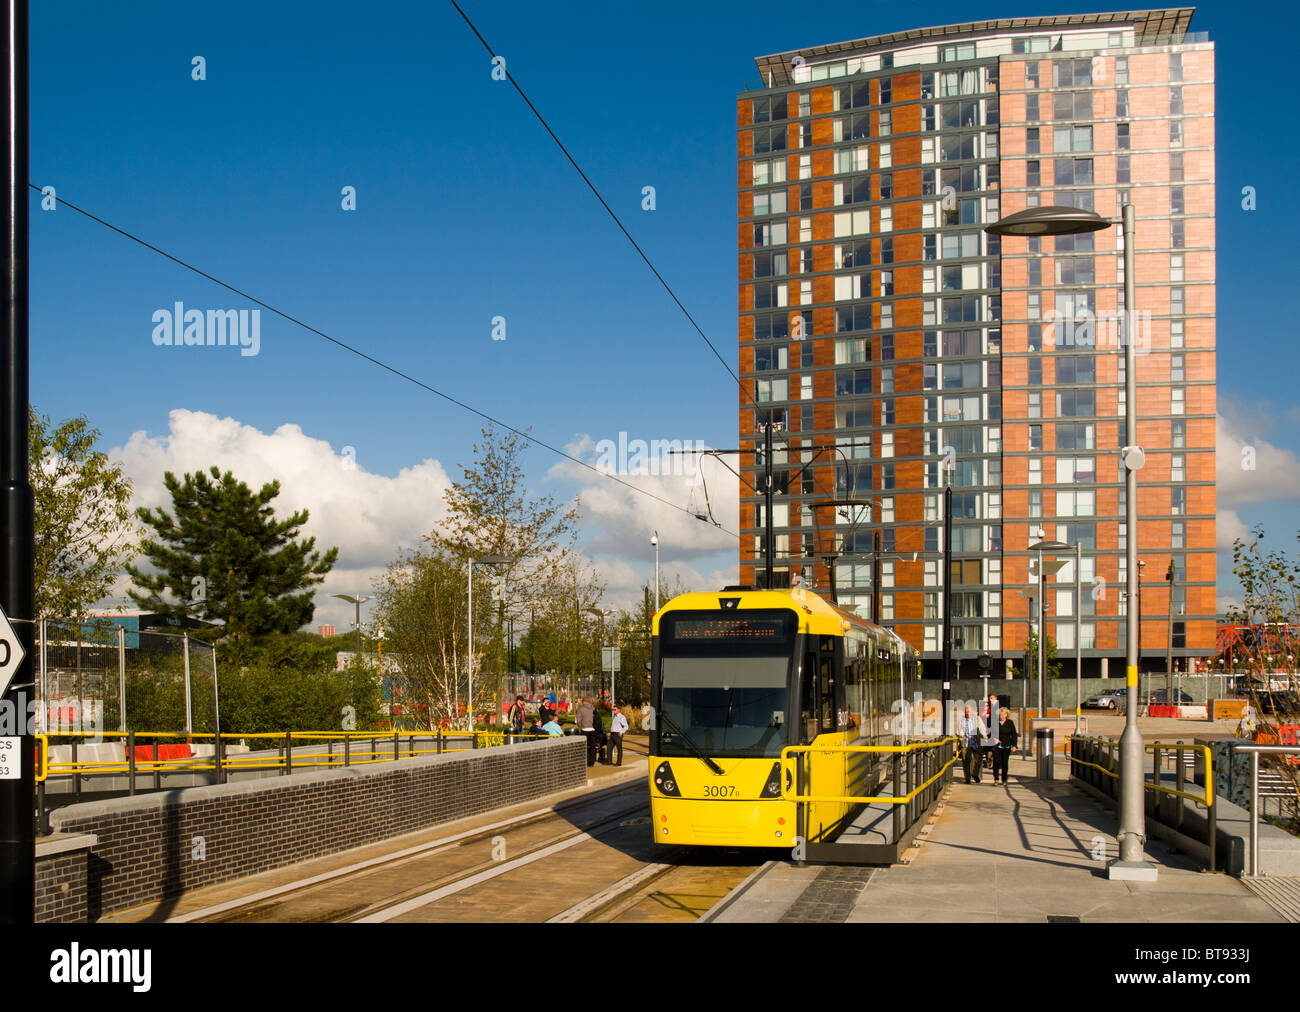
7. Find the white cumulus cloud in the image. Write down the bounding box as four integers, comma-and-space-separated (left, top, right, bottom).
107, 409, 452, 629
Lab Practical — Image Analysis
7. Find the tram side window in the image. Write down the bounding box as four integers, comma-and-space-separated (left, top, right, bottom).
819, 652, 836, 733
801, 648, 818, 742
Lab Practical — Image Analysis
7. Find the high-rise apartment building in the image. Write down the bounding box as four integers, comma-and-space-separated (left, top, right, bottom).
737, 8, 1214, 677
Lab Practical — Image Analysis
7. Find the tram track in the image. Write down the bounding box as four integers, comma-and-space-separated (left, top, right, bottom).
175, 777, 649, 923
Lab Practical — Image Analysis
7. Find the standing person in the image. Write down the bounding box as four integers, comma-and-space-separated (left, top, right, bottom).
508, 695, 526, 736
983, 693, 1000, 771
608, 705, 628, 767
576, 698, 598, 767
592, 704, 606, 764
958, 705, 988, 784
990, 708, 1018, 784
537, 696, 555, 725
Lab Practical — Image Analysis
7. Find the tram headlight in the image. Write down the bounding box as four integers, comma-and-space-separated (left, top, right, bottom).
654, 761, 681, 797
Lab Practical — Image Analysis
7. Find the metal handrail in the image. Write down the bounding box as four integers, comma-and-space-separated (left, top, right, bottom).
1066, 735, 1213, 806
779, 738, 958, 804
36, 727, 548, 781
1231, 743, 1300, 878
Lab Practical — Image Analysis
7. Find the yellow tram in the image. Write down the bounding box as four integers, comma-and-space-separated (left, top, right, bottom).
648, 587, 920, 850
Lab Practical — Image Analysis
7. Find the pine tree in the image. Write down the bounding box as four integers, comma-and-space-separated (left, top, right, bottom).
126, 466, 337, 639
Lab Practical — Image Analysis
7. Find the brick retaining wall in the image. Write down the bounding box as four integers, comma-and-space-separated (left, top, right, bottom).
44, 735, 587, 921
35, 833, 97, 923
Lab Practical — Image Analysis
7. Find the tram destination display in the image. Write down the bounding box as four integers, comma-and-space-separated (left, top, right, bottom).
667, 615, 791, 643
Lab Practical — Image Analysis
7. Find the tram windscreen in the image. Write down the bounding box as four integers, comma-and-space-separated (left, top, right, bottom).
659, 655, 791, 758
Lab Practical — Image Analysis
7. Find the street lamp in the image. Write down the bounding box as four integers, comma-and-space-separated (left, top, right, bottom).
468, 554, 509, 731
1029, 539, 1072, 728
989, 202, 1155, 880
332, 593, 373, 663
650, 531, 660, 611
586, 606, 614, 707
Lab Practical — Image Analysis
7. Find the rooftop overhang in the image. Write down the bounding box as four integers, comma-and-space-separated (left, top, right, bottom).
752, 7, 1196, 88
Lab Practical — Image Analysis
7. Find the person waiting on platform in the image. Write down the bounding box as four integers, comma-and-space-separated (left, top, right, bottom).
990, 708, 1018, 784
577, 698, 598, 765
958, 706, 988, 784
608, 705, 628, 766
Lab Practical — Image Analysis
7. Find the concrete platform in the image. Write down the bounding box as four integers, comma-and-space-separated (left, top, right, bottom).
713, 753, 1287, 923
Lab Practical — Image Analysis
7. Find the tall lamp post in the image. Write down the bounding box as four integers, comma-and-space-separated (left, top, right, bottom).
650, 531, 660, 611
1029, 538, 1072, 724
988, 202, 1155, 880
467, 554, 508, 730
587, 607, 613, 707
332, 593, 373, 663
0, 0, 32, 924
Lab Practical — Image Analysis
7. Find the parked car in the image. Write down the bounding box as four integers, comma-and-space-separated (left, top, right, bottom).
1254, 691, 1300, 716
1149, 689, 1194, 706
1084, 691, 1127, 710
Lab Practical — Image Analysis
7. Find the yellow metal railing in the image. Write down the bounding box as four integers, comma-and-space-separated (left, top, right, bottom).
35, 727, 559, 780
1067, 735, 1213, 809
779, 737, 959, 805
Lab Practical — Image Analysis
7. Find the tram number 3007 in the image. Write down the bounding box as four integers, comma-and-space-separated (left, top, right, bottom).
700, 785, 737, 798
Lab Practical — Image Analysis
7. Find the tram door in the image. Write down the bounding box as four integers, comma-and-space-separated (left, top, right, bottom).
800, 636, 843, 841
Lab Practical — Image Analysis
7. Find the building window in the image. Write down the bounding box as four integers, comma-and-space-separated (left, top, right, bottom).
1026, 127, 1040, 154
1170, 53, 1183, 82
1171, 387, 1185, 415
1052, 91, 1092, 121
1171, 287, 1185, 315
1171, 353, 1185, 382
1171, 186, 1185, 215
1116, 89, 1128, 118
1170, 120, 1183, 146
1171, 320, 1185, 348
1115, 57, 1129, 84
1171, 153, 1184, 182
880, 366, 894, 394
1026, 94, 1039, 122
1054, 125, 1093, 153
1171, 487, 1186, 515
1027, 357, 1042, 385
1117, 122, 1130, 150
1116, 156, 1130, 184
1029, 458, 1041, 485
1028, 391, 1041, 418
1026, 160, 1040, 187
1172, 220, 1185, 249
1029, 424, 1042, 451
1171, 453, 1186, 482
1170, 87, 1183, 116
1172, 420, 1186, 449
1170, 254, 1184, 282
1025, 61, 1039, 88
1172, 520, 1185, 549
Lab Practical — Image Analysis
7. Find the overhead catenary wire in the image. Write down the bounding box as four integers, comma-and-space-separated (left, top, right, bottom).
447, 0, 758, 412
32, 183, 738, 540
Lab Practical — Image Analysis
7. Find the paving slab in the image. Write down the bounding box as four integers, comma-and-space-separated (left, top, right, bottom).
714, 752, 1286, 923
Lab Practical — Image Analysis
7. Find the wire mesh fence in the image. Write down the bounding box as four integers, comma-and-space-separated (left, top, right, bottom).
35, 618, 218, 737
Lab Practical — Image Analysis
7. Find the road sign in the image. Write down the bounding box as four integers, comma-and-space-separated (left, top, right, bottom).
0, 602, 25, 697
602, 646, 620, 671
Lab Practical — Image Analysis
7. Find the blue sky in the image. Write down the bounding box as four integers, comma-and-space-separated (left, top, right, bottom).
30, 1, 1300, 627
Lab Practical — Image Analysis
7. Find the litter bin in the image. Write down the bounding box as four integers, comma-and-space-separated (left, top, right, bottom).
1036, 729, 1054, 780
